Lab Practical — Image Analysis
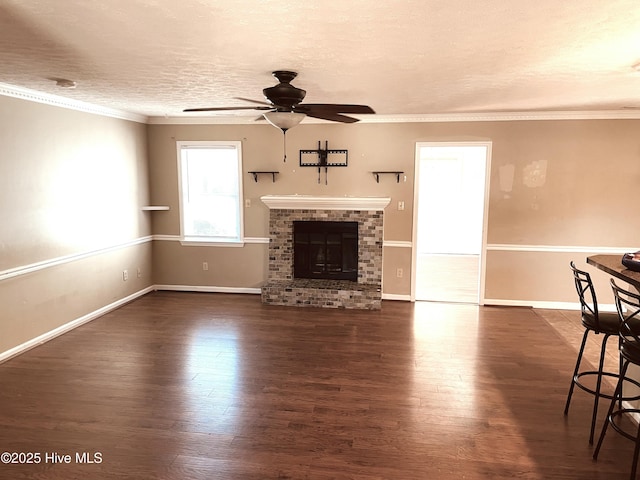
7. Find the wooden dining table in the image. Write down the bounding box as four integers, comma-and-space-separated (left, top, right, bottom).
586, 254, 640, 291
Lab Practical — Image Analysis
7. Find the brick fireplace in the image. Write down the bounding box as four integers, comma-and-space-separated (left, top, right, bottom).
260, 195, 390, 309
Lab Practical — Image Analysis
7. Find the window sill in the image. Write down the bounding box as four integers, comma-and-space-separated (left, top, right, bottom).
180, 238, 245, 247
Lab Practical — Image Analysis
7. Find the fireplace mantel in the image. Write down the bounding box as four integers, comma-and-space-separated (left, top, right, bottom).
260, 195, 391, 211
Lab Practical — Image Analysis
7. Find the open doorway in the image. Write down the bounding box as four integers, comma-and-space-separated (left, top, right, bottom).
412, 142, 491, 304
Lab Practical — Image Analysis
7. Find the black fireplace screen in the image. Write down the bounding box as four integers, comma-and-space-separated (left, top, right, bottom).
293, 221, 358, 281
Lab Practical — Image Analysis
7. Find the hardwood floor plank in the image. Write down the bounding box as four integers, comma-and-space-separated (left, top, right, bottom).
0, 292, 636, 479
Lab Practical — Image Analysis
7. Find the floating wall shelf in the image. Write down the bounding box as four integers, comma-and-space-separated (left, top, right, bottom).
141, 206, 170, 211
371, 171, 404, 183
248, 171, 279, 182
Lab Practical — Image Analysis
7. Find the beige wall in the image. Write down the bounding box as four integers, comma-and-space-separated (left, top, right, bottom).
3, 92, 639, 358
152, 241, 267, 289
147, 118, 640, 304
0, 95, 152, 355
147, 123, 417, 293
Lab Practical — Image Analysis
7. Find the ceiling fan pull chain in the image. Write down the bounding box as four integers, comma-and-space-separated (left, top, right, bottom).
281, 130, 287, 162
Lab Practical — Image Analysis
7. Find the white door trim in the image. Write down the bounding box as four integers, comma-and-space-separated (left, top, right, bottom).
411, 141, 493, 304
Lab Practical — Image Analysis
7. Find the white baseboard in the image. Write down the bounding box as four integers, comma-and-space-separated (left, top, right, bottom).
483, 299, 615, 312
157, 285, 416, 302
382, 293, 412, 301
0, 286, 154, 363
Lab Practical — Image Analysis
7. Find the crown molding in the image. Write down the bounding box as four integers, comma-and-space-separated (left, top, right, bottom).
150, 109, 640, 125
0, 83, 148, 124
359, 110, 640, 122
3, 81, 639, 125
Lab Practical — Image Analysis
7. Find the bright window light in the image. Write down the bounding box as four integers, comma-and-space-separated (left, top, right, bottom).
177, 141, 243, 243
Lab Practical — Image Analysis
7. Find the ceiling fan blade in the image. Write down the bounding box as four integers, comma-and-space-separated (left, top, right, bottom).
183, 71, 374, 120
183, 106, 271, 112
235, 97, 272, 106
304, 111, 360, 123
298, 104, 375, 114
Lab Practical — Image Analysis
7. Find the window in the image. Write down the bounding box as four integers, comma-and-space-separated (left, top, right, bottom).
177, 141, 244, 244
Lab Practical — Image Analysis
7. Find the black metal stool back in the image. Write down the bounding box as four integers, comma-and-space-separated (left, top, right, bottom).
565, 261, 622, 443
572, 262, 602, 331
612, 281, 640, 365
594, 279, 640, 480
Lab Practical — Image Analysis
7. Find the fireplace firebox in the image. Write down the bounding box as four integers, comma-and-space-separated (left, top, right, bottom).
293, 221, 358, 281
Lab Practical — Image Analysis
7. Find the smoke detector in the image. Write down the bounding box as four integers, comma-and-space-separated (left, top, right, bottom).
55, 78, 77, 89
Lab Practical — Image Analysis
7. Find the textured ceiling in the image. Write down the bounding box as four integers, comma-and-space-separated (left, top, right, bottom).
1, 0, 640, 120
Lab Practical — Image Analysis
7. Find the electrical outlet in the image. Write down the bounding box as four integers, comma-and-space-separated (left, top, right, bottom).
137, 267, 142, 278
245, 198, 251, 208
202, 262, 208, 271
396, 268, 403, 278
398, 201, 405, 211
122, 270, 128, 281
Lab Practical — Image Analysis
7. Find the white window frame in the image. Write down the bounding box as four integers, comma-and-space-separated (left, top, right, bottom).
176, 140, 244, 246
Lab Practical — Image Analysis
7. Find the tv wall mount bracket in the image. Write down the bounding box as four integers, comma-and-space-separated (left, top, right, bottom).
299, 140, 348, 184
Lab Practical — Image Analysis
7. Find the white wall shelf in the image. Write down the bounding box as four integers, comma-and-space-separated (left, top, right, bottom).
141, 206, 170, 211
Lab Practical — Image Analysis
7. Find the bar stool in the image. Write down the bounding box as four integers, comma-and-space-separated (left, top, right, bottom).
564, 261, 623, 444
594, 280, 640, 480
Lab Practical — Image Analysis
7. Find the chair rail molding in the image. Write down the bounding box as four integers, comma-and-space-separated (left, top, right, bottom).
0, 236, 153, 282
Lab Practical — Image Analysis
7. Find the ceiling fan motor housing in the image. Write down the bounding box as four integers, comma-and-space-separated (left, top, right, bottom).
263, 70, 306, 109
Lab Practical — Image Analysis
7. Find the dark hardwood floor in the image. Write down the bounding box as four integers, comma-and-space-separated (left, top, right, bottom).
0, 292, 636, 479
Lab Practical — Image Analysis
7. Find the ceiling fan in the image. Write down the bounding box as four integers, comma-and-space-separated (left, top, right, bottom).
183, 70, 376, 131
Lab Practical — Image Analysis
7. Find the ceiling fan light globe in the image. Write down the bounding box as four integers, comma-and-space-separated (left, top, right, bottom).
263, 111, 306, 131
